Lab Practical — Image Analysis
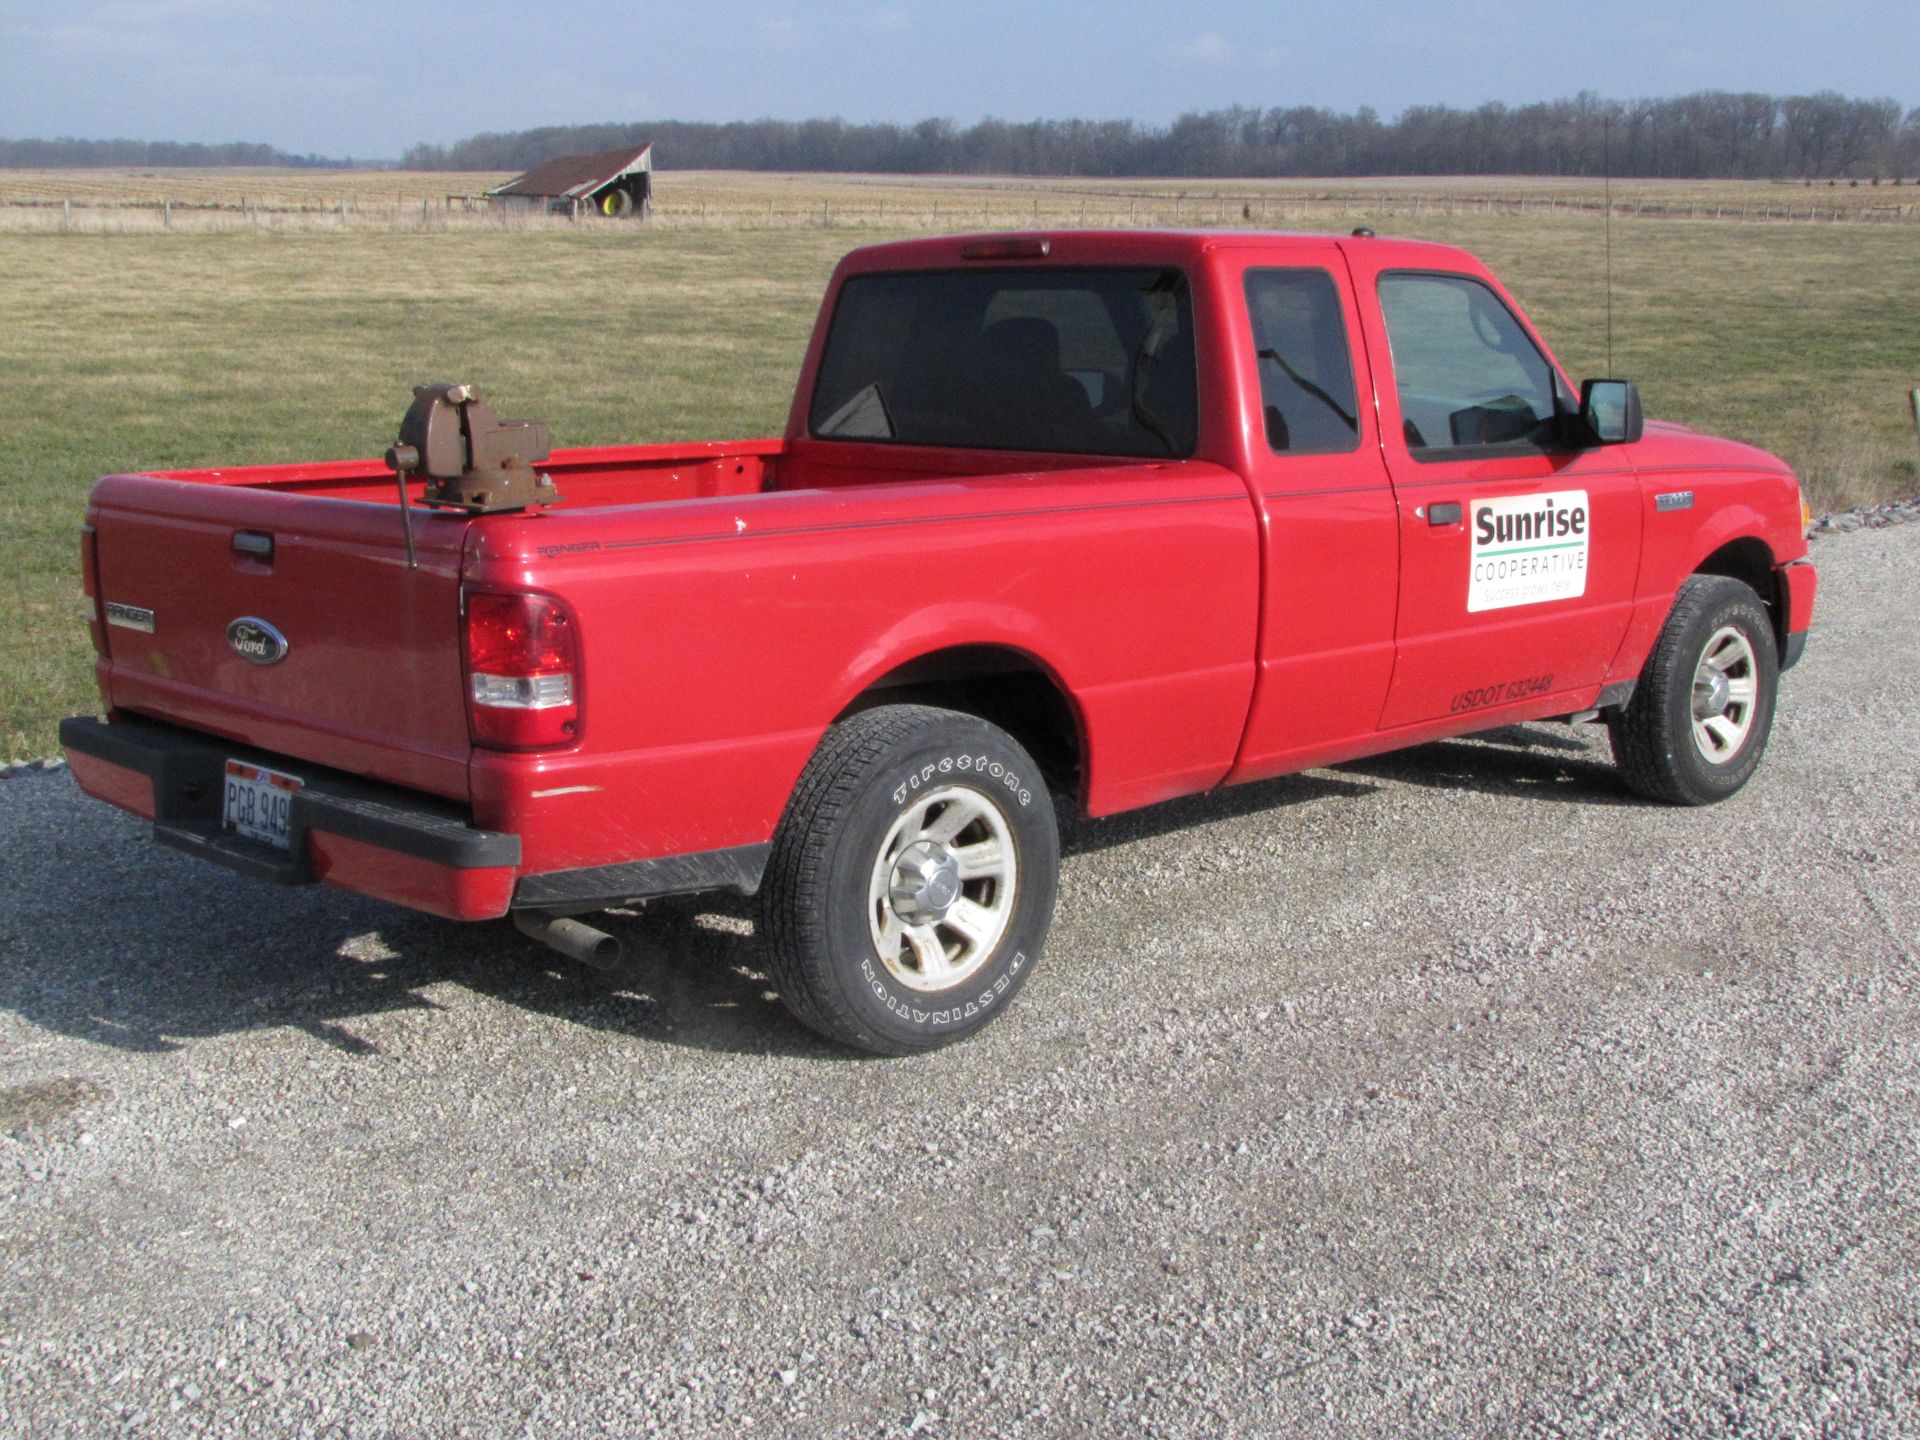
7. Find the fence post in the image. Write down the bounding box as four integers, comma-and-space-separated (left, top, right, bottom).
63, 198, 72, 228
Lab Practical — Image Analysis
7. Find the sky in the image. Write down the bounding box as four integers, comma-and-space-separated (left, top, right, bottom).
2, 0, 1916, 160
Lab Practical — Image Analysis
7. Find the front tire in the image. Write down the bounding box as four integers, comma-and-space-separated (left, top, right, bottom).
759, 705, 1059, 1054
1608, 575, 1779, 805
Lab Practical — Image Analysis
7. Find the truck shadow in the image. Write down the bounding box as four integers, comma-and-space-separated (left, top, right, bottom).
0, 785, 826, 1060
1332, 724, 1634, 805
0, 887, 834, 1063
1059, 770, 1377, 856
0, 727, 1621, 1060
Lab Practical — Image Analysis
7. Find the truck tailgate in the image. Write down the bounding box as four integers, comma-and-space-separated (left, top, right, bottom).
88, 473, 473, 801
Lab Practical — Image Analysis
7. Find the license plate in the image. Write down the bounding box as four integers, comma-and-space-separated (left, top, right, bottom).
222, 760, 302, 849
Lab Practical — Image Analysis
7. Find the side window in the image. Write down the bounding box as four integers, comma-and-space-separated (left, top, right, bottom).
1378, 273, 1562, 455
1244, 269, 1359, 456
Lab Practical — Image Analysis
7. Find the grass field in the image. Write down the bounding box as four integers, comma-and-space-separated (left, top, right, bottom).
2, 170, 1916, 758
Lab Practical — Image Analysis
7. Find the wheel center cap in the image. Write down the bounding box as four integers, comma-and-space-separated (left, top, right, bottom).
1697, 671, 1731, 715
890, 842, 962, 923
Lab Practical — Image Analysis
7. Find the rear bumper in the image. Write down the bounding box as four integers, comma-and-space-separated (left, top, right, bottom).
59, 715, 520, 921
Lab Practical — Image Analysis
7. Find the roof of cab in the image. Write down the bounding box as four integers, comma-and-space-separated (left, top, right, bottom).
833, 228, 1478, 274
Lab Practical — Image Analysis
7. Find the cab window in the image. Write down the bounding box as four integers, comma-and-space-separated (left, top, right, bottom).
1378, 273, 1566, 456
1244, 268, 1360, 456
811, 267, 1197, 457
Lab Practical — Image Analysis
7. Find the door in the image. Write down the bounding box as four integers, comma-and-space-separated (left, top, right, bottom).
1221, 253, 1401, 782
1346, 261, 1642, 731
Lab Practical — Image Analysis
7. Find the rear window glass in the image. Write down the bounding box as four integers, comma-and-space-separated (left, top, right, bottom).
809, 267, 1197, 458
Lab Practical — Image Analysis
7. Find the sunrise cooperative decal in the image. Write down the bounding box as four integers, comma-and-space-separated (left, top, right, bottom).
1467, 490, 1589, 612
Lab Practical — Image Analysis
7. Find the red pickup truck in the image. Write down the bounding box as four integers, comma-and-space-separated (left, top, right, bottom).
62, 229, 1817, 1053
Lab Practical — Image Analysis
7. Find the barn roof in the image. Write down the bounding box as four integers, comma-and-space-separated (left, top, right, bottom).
488, 144, 652, 200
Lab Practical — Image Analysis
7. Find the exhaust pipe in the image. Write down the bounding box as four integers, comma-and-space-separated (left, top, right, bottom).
513, 911, 623, 971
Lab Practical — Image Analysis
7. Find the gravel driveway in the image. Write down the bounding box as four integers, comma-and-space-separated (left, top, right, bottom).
2, 524, 1915, 1439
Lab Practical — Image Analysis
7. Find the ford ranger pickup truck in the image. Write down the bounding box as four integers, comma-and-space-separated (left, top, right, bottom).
61, 229, 1818, 1053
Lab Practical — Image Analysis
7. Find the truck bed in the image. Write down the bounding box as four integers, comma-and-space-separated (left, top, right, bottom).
86, 435, 1190, 813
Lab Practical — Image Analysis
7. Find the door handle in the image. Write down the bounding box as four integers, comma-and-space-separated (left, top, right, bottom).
1428, 502, 1462, 527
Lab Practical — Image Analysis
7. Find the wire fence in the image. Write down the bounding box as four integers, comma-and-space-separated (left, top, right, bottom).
3, 188, 1916, 234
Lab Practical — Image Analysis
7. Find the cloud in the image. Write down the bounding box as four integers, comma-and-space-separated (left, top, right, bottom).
1178, 31, 1288, 72
753, 15, 808, 51
32, 0, 261, 57
41, 21, 173, 55
86, 0, 241, 20
1179, 31, 1232, 66
870, 8, 908, 32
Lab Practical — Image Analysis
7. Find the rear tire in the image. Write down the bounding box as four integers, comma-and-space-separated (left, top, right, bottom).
1608, 575, 1778, 805
759, 705, 1059, 1054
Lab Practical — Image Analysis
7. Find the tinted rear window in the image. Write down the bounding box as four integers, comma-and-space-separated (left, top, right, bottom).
809, 267, 1197, 458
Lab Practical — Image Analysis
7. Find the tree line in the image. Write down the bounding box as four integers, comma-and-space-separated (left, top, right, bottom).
403, 92, 1919, 180
0, 138, 356, 168
7, 91, 1915, 179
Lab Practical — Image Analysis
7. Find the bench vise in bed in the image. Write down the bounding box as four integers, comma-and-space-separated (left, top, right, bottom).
384, 383, 558, 514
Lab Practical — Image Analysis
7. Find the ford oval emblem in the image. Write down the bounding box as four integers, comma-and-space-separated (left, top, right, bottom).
227, 617, 289, 666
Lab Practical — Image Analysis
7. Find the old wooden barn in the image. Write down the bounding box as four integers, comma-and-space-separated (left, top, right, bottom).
487, 144, 654, 218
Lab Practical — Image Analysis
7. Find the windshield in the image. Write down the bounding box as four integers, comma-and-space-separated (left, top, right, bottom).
809, 267, 1198, 457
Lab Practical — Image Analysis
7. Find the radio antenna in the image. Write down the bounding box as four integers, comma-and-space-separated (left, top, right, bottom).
1603, 115, 1615, 374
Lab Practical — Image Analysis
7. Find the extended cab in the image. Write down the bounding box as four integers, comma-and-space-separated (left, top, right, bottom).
62, 230, 1817, 1052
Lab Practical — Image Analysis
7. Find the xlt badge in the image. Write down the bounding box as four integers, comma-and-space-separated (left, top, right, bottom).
227, 617, 289, 665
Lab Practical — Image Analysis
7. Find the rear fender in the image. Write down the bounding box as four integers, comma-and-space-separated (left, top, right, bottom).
828, 622, 1089, 803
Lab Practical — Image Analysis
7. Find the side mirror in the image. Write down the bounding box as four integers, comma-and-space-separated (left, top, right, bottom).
1579, 378, 1643, 445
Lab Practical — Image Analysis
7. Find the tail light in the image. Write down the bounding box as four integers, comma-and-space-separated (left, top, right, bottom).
464, 591, 580, 750
80, 523, 106, 658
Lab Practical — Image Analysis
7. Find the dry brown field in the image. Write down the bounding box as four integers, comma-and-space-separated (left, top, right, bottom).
0, 168, 1914, 232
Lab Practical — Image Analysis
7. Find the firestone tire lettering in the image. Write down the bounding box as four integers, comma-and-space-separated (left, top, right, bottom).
894, 755, 1032, 809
